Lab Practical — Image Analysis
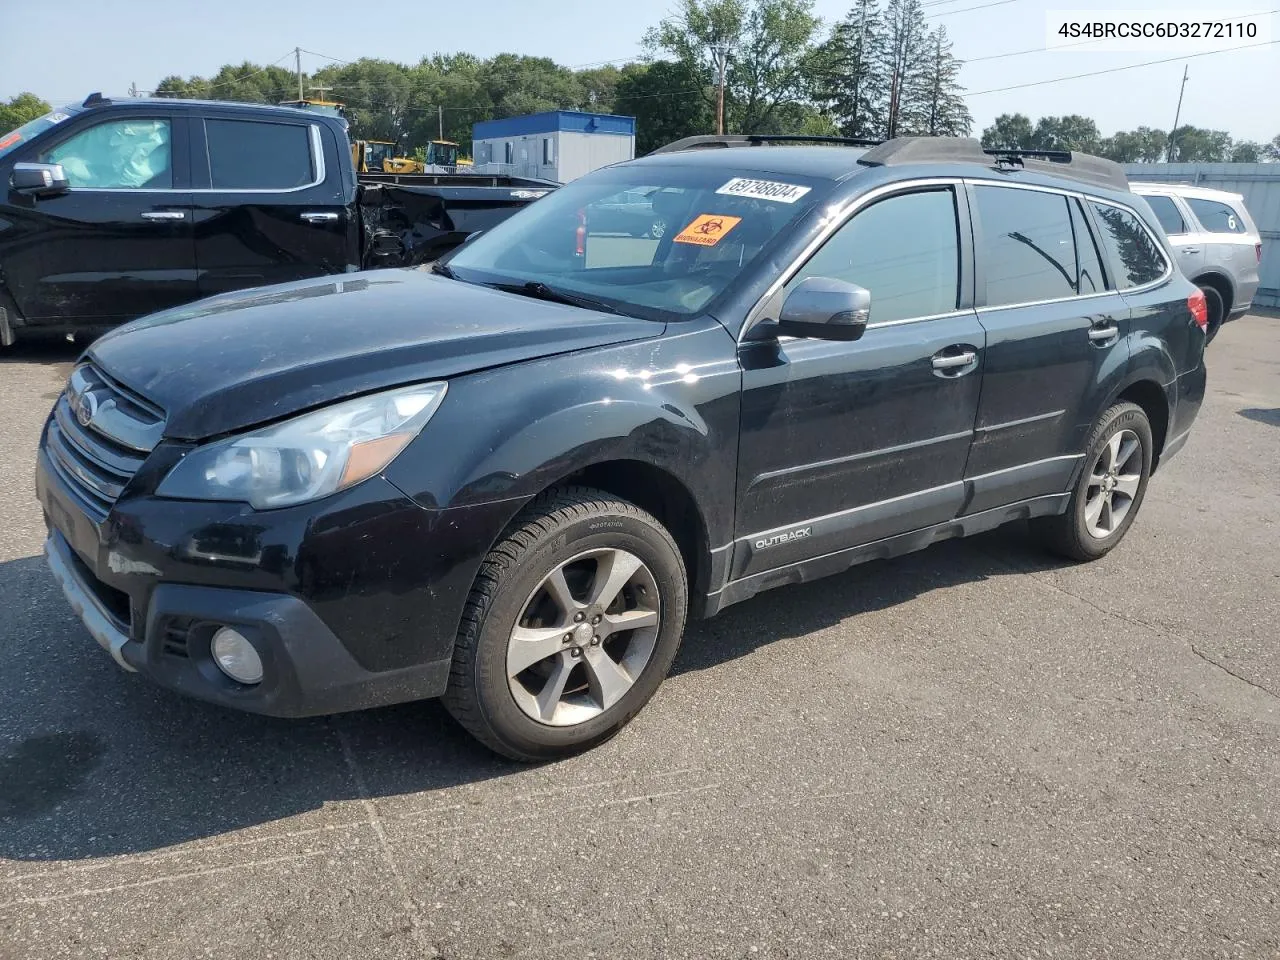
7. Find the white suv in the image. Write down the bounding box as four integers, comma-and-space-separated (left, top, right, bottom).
1132, 182, 1262, 342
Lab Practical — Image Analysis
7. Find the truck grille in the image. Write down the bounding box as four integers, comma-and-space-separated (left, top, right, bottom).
45, 364, 165, 522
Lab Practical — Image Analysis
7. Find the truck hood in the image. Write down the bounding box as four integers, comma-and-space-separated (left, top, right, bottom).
88, 270, 663, 440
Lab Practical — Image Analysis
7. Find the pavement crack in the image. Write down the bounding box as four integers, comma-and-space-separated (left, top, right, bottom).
332, 719, 435, 954
1190, 644, 1280, 701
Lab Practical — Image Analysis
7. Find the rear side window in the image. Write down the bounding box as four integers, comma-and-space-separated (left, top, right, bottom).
1070, 199, 1107, 295
975, 186, 1077, 306
1089, 202, 1168, 289
790, 188, 959, 324
1186, 197, 1249, 234
205, 119, 313, 190
1143, 195, 1187, 234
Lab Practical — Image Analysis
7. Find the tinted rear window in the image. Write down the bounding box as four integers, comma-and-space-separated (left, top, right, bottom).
975, 186, 1078, 306
1089, 202, 1167, 289
206, 119, 313, 190
1186, 197, 1249, 234
1143, 195, 1186, 234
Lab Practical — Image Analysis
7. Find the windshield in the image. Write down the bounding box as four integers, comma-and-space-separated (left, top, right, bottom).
444, 164, 830, 320
0, 108, 77, 161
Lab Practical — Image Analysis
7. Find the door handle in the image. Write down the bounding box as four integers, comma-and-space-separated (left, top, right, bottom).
931, 350, 977, 371
300, 211, 339, 224
1088, 324, 1119, 342
1182, 247, 1201, 254
140, 210, 185, 221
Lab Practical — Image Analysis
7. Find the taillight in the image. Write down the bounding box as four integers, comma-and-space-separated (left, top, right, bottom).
1257, 242, 1263, 263
1188, 289, 1208, 333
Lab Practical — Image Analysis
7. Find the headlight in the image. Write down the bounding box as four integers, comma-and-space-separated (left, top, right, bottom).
157, 383, 447, 509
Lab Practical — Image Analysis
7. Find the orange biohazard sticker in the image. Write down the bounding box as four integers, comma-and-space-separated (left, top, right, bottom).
674, 214, 742, 246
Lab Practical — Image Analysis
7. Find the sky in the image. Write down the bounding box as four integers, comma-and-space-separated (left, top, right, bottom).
1, 0, 1277, 142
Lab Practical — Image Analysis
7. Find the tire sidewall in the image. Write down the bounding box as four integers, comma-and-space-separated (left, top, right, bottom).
1068, 405, 1153, 557
470, 510, 687, 758
1199, 285, 1224, 343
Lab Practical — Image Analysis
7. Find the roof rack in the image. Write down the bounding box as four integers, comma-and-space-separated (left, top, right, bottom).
650, 134, 883, 155
856, 137, 1128, 191
82, 92, 111, 108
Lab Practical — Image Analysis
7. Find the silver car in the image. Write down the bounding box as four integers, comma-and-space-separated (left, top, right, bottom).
1132, 182, 1262, 341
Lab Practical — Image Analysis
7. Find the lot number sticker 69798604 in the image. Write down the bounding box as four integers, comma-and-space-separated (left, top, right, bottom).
716, 177, 812, 203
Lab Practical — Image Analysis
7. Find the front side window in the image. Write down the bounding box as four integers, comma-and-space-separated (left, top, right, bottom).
975, 186, 1077, 306
1143, 194, 1187, 235
1090, 201, 1168, 289
42, 118, 171, 189
787, 189, 960, 324
1186, 197, 1249, 234
446, 166, 829, 320
206, 119, 312, 190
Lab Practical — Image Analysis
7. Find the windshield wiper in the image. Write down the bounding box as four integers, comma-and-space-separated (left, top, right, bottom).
430, 261, 457, 279
489, 280, 622, 315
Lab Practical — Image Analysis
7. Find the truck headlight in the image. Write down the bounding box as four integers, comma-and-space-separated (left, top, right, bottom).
157, 383, 447, 509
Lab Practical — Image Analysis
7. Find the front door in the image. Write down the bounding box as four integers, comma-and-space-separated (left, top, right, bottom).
734, 185, 984, 581
5, 114, 196, 325
964, 184, 1134, 512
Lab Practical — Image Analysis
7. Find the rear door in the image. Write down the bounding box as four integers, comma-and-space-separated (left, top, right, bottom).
734, 183, 985, 579
964, 183, 1132, 513
4, 111, 196, 325
190, 113, 356, 296
1143, 192, 1205, 277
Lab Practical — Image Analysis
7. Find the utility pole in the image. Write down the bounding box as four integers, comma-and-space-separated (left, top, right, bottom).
713, 44, 729, 136
309, 85, 333, 101
128, 82, 138, 98
295, 47, 304, 101
1166, 65, 1189, 162
438, 105, 444, 141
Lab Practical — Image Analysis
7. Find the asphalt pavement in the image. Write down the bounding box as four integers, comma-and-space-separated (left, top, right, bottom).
1, 315, 1277, 959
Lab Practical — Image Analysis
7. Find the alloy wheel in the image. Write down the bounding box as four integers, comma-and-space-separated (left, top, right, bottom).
506, 548, 661, 726
1084, 428, 1142, 539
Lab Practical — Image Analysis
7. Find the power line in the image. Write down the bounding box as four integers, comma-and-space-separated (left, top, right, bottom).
968, 38, 1278, 96
926, 0, 1019, 19
203, 51, 296, 90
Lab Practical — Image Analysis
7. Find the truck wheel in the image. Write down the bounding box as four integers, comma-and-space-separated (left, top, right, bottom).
442, 486, 688, 761
1033, 402, 1153, 562
1199, 285, 1224, 343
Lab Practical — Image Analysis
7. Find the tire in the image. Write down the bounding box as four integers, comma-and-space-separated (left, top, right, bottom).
1199, 285, 1224, 344
1033, 402, 1153, 562
442, 486, 688, 761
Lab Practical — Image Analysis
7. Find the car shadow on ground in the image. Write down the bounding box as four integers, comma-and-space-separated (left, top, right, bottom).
0, 525, 1068, 863
1239, 407, 1280, 427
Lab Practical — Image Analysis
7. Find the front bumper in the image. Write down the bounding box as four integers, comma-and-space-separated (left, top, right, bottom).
44, 529, 452, 716
36, 441, 518, 717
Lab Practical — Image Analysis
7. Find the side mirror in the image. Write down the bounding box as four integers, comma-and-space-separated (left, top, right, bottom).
11, 162, 70, 198
776, 276, 870, 341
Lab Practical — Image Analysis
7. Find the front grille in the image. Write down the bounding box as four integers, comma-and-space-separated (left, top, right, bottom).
45, 364, 165, 522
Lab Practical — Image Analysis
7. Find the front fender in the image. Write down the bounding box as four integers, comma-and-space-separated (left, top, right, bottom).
384, 318, 742, 548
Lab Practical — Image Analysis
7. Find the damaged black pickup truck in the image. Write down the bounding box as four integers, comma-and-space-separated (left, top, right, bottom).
0, 94, 555, 345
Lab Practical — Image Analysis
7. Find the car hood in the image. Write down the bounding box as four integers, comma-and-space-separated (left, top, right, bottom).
88, 270, 663, 440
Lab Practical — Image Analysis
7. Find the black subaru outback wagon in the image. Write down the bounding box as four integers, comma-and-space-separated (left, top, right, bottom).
37, 135, 1207, 760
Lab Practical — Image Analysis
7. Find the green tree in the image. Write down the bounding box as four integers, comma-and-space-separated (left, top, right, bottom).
1030, 115, 1100, 152
614, 61, 712, 154
0, 92, 53, 131
1167, 125, 1232, 161
917, 27, 970, 136
1229, 140, 1262, 163
1268, 133, 1280, 160
816, 0, 888, 139
981, 113, 1033, 150
880, 0, 931, 138
313, 59, 414, 144
646, 0, 824, 134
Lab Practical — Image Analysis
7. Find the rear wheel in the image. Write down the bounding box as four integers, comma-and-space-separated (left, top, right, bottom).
442, 487, 687, 761
1034, 402, 1153, 562
1199, 284, 1224, 343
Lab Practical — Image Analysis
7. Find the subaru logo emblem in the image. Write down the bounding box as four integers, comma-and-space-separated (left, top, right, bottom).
68, 385, 98, 427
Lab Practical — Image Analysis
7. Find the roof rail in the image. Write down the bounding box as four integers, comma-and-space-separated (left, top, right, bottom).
650, 134, 883, 155
82, 92, 111, 108
857, 137, 1128, 191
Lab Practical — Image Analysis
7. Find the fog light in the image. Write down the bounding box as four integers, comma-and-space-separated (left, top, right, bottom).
211, 627, 263, 685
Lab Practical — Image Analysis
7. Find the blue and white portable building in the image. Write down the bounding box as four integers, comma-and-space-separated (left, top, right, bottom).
471, 111, 636, 183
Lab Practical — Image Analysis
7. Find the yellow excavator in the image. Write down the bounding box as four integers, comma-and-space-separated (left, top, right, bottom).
351, 139, 420, 174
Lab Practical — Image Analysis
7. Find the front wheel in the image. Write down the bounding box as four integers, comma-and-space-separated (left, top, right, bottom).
442, 487, 688, 761
1033, 402, 1153, 562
